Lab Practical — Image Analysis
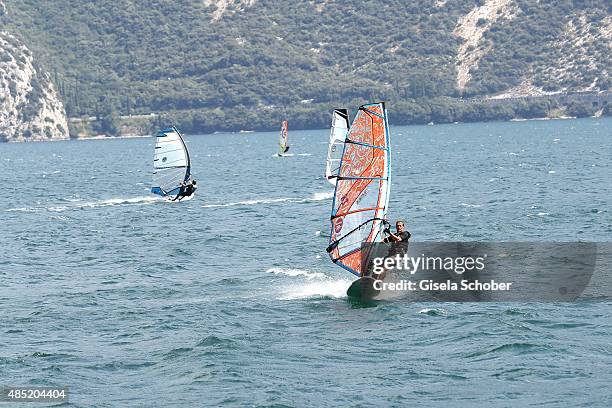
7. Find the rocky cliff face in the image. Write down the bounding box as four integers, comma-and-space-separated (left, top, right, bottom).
453, 1, 610, 97
454, 0, 518, 91
202, 0, 257, 21
0, 30, 68, 142
535, 14, 611, 92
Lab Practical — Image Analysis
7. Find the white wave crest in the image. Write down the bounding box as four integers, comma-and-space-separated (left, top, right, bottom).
418, 308, 447, 316
5, 207, 38, 213
308, 191, 333, 201
527, 212, 550, 217
279, 279, 353, 300
460, 203, 482, 208
266, 267, 326, 280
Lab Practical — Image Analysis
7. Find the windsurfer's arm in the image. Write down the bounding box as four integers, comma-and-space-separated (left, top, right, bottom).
387, 232, 401, 242
171, 183, 185, 201
387, 231, 410, 242
382, 220, 392, 238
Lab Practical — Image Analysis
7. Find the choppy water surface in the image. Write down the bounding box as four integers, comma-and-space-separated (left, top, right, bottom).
1, 118, 611, 407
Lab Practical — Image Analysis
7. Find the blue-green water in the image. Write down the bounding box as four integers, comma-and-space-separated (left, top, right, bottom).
1, 118, 611, 407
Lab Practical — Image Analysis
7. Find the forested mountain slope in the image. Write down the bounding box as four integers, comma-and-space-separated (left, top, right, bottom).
1, 0, 610, 138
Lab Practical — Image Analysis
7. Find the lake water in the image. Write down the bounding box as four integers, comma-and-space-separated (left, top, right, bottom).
1, 117, 611, 406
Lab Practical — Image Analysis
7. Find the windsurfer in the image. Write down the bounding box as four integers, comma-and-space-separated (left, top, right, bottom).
383, 220, 411, 248
370, 220, 411, 280
173, 179, 197, 201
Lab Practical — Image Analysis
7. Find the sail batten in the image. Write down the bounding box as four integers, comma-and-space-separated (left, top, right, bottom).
327, 103, 391, 276
151, 127, 191, 197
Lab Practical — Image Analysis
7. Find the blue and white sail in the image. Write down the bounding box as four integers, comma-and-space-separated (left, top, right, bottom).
325, 109, 349, 185
151, 127, 191, 198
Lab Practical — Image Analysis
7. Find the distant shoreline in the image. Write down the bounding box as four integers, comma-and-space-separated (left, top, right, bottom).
73, 134, 152, 141
2, 115, 609, 143
3, 134, 153, 143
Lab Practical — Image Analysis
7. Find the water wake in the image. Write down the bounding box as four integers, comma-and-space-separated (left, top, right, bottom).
5, 196, 161, 213
266, 267, 352, 300
271, 153, 312, 157
266, 267, 326, 280
78, 196, 161, 208
201, 191, 333, 209
201, 197, 294, 208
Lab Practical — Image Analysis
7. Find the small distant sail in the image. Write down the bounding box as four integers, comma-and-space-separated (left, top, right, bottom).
279, 120, 289, 155
151, 126, 191, 198
326, 102, 391, 276
325, 108, 349, 185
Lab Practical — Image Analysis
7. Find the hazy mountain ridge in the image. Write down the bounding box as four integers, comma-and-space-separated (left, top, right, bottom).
0, 0, 609, 139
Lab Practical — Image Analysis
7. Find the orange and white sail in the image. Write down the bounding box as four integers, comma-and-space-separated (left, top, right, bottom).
326, 102, 391, 276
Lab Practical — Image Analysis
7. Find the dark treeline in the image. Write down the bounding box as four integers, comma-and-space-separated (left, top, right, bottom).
118, 95, 607, 137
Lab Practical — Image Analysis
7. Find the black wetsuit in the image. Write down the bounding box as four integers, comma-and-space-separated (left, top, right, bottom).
183, 184, 195, 196
173, 183, 196, 201
384, 231, 411, 255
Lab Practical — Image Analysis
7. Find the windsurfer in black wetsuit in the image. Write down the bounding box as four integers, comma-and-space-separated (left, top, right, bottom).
173, 179, 197, 201
383, 220, 411, 251
370, 220, 411, 281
